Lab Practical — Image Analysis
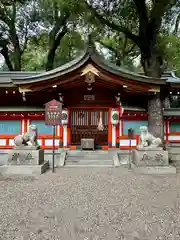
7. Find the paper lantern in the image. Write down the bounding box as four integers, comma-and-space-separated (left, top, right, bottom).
111, 109, 119, 125
61, 109, 68, 125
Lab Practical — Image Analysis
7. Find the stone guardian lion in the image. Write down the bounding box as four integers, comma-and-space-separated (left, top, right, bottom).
14, 124, 39, 148
137, 126, 162, 149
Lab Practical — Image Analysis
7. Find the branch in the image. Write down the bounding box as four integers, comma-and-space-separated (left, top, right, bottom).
55, 25, 68, 46
53, 1, 58, 21
126, 43, 136, 55
85, 2, 141, 48
148, 0, 175, 36
98, 39, 123, 66
133, 0, 148, 22
122, 36, 127, 57
21, 24, 29, 54
21, 36, 28, 54
173, 13, 180, 35
46, 25, 68, 71
49, 10, 70, 47
133, 0, 148, 36
98, 40, 116, 53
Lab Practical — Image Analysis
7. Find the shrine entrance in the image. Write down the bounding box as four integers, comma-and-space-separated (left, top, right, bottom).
70, 108, 109, 146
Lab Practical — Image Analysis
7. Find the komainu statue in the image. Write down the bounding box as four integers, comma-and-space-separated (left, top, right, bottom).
14, 125, 39, 149
137, 126, 162, 149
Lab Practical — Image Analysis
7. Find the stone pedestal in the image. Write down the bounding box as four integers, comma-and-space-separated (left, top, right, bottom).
167, 143, 180, 162
132, 148, 176, 174
8, 148, 44, 165
0, 148, 49, 175
132, 165, 176, 175
132, 148, 169, 166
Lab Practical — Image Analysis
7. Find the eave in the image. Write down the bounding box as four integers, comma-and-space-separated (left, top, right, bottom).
163, 108, 180, 116
0, 105, 145, 112
0, 71, 42, 87
11, 46, 167, 91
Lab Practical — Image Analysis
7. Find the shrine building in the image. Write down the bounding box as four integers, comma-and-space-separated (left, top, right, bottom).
0, 46, 180, 150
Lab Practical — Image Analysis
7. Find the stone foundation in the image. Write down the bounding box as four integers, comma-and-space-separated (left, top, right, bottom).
132, 149, 168, 166
132, 148, 176, 174
132, 164, 176, 175
8, 148, 44, 165
1, 148, 49, 175
0, 161, 49, 175
167, 143, 180, 162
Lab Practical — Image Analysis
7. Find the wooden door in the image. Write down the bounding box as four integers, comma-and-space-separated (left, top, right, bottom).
70, 108, 109, 146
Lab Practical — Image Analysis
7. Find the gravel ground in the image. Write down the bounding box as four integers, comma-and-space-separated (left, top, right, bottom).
0, 168, 180, 240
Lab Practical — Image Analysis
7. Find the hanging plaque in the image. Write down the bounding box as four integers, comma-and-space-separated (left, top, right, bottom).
84, 95, 95, 101
45, 99, 62, 126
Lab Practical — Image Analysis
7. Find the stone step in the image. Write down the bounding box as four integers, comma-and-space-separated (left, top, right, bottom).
65, 162, 113, 165
65, 150, 122, 167
65, 156, 113, 167
66, 156, 113, 161
66, 158, 113, 162
64, 165, 114, 168
66, 158, 113, 163
67, 150, 114, 157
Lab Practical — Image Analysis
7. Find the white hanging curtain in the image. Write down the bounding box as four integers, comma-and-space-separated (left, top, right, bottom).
97, 111, 104, 131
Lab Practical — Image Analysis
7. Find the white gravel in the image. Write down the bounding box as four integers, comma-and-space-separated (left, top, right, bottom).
0, 167, 180, 240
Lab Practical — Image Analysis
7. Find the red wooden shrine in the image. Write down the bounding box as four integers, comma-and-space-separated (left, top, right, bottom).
0, 46, 180, 149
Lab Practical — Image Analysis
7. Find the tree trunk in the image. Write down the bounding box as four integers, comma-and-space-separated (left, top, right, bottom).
9, 4, 22, 71
46, 47, 56, 71
10, 29, 22, 71
141, 51, 162, 78
13, 48, 21, 71
142, 51, 164, 140
148, 93, 164, 139
46, 26, 67, 71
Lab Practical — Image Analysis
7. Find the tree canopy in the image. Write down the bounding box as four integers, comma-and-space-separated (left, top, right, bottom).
0, 0, 180, 75
1, 0, 180, 137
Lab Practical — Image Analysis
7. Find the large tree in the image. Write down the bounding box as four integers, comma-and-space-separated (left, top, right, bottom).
0, 0, 84, 71
0, 0, 40, 70
37, 0, 85, 71
86, 0, 178, 139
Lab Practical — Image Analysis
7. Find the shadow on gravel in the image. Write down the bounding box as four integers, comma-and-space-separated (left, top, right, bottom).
0, 175, 37, 182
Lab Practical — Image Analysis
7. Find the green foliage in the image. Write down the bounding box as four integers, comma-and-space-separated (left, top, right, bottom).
160, 35, 180, 76
86, 0, 179, 77
21, 32, 48, 70
0, 0, 180, 74
53, 31, 85, 67
97, 32, 139, 70
1, 0, 26, 5
21, 30, 85, 71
